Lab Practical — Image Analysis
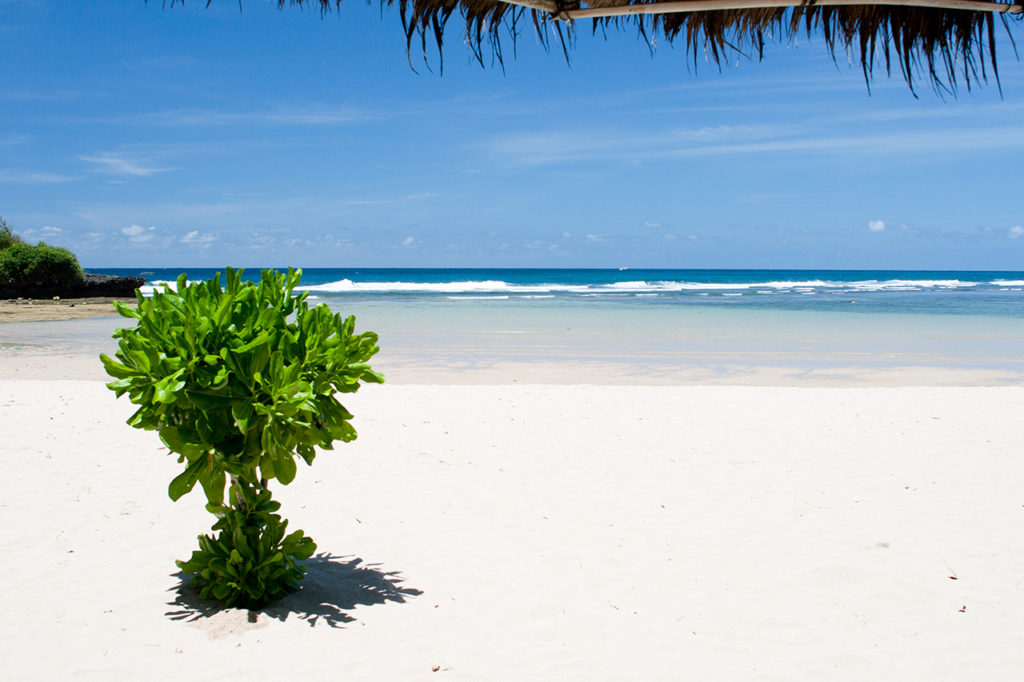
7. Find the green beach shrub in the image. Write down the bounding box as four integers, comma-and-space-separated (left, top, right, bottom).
0, 241, 84, 288
101, 268, 383, 607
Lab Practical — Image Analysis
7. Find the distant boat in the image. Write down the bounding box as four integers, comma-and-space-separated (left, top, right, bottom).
618, 266, 629, 271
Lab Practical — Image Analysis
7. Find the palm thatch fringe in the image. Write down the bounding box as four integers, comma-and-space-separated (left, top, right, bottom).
237, 1, 1022, 93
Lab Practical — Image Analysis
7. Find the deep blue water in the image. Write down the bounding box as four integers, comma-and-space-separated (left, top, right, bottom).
90, 268, 1024, 318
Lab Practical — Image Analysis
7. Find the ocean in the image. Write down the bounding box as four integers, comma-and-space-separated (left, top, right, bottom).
10, 267, 1023, 384
102, 267, 1024, 318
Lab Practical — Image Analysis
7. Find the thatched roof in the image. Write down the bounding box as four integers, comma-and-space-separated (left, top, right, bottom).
261, 0, 1021, 93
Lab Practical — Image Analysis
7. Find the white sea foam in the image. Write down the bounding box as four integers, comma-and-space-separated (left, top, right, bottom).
993, 280, 1024, 287
846, 279, 973, 291
299, 279, 554, 294
445, 295, 510, 300
138, 279, 193, 296
293, 277, 987, 297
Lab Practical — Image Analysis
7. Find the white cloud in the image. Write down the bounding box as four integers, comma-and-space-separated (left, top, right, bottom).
669, 124, 783, 143
868, 220, 886, 232
402, 236, 415, 247
247, 235, 276, 249
1010, 226, 1023, 239
585, 234, 603, 242
131, 104, 368, 127
121, 224, 156, 242
644, 221, 662, 228
486, 121, 1024, 167
0, 170, 77, 183
40, 225, 62, 235
181, 230, 216, 247
80, 152, 174, 177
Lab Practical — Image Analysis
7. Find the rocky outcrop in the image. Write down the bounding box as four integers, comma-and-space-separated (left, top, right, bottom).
0, 272, 146, 300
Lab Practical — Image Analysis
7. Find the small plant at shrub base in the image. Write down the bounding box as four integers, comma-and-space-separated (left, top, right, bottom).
179, 481, 316, 606
101, 268, 382, 607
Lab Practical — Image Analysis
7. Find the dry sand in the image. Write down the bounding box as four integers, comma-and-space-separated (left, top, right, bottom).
2, 353, 1024, 679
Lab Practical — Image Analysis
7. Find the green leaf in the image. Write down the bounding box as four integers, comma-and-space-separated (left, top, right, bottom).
99, 353, 140, 379
274, 452, 297, 485
231, 400, 255, 434
112, 299, 142, 319
198, 465, 226, 506
168, 457, 205, 501
159, 426, 206, 459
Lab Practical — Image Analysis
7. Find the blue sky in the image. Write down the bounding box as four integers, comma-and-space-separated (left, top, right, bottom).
2, 0, 1023, 270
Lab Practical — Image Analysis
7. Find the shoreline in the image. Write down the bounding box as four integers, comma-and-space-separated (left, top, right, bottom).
0, 297, 134, 323
2, 308, 1022, 386
3, 350, 1022, 386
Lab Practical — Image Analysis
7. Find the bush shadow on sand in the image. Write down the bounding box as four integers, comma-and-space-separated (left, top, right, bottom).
165, 552, 423, 628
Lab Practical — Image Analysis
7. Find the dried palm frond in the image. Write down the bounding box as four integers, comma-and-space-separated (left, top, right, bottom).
209, 0, 1024, 93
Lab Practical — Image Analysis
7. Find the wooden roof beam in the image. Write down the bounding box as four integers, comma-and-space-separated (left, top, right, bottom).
501, 0, 1023, 18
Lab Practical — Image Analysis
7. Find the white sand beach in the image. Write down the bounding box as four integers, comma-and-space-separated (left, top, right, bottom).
3, 335, 1024, 680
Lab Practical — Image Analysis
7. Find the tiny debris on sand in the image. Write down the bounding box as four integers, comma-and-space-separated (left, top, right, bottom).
0, 297, 135, 323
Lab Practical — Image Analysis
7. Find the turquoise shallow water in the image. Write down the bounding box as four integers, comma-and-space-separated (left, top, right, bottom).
4, 268, 1022, 383
340, 297, 1024, 373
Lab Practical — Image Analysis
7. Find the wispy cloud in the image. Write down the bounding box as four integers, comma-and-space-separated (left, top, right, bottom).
484, 122, 1024, 166
483, 123, 790, 166
0, 133, 31, 146
658, 127, 1024, 158
0, 88, 79, 102
122, 104, 371, 127
181, 230, 216, 247
869, 220, 886, 232
73, 192, 439, 227
0, 169, 77, 183
121, 224, 157, 243
19, 225, 63, 239
79, 152, 176, 177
